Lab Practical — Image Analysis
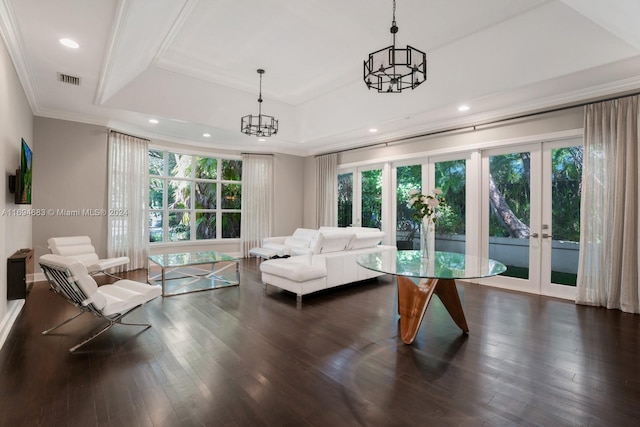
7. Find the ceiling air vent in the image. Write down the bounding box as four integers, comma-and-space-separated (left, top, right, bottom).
57, 73, 80, 86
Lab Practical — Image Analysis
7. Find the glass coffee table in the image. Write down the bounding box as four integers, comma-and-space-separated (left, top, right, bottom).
357, 250, 506, 344
148, 251, 239, 297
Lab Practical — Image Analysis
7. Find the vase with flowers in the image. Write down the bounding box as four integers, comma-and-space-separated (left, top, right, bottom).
408, 188, 446, 260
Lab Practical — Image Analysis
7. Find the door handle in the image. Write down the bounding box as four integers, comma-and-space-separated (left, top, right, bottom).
530, 233, 539, 238
542, 233, 553, 239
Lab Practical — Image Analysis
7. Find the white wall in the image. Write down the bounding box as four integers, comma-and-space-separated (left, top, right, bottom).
33, 118, 109, 266
0, 34, 33, 342
273, 153, 305, 235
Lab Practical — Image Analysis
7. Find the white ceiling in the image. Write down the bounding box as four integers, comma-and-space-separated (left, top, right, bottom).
1, 0, 640, 156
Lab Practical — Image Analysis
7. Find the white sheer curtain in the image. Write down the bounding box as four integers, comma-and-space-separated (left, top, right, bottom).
240, 153, 273, 257
576, 95, 640, 313
315, 153, 337, 227
107, 131, 149, 271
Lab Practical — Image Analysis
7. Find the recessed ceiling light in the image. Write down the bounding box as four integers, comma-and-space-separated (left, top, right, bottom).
258, 138, 266, 142
149, 119, 159, 124
369, 128, 378, 133
59, 38, 79, 49
458, 105, 470, 112
203, 133, 211, 138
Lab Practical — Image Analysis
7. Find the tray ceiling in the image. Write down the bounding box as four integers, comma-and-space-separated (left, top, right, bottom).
1, 0, 640, 155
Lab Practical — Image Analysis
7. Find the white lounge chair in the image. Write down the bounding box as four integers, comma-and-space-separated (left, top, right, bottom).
47, 235, 129, 278
39, 254, 161, 352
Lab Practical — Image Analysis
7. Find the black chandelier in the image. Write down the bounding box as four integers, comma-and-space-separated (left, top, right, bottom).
364, 0, 427, 93
241, 69, 278, 137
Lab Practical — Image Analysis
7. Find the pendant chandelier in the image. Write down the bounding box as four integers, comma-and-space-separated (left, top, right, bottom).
241, 69, 278, 137
364, 0, 427, 93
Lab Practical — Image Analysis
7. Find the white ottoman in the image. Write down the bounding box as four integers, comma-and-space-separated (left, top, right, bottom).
260, 256, 327, 302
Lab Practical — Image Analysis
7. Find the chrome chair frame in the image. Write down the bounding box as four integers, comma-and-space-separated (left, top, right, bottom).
40, 259, 156, 353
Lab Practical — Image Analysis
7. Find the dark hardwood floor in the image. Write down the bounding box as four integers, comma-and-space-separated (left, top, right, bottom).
1, 259, 639, 426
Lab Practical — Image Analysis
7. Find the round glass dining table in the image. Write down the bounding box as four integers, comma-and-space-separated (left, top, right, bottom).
357, 250, 506, 344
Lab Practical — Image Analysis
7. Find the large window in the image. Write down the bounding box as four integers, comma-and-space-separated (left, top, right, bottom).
149, 150, 242, 243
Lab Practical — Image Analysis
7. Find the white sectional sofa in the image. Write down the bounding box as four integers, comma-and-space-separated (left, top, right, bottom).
258, 227, 396, 302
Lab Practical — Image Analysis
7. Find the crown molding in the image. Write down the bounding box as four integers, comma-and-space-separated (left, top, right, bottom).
0, 0, 38, 114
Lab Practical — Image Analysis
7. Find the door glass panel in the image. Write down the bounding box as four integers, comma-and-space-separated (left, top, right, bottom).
168, 153, 192, 178
195, 182, 216, 209
149, 211, 163, 243
489, 153, 531, 279
149, 178, 163, 209
221, 183, 241, 209
195, 157, 217, 179
221, 212, 241, 238
361, 169, 382, 228
337, 172, 353, 227
550, 146, 582, 286
435, 160, 466, 253
149, 150, 164, 175
221, 159, 242, 180
196, 212, 216, 240
168, 211, 190, 241
396, 165, 422, 249
168, 180, 191, 209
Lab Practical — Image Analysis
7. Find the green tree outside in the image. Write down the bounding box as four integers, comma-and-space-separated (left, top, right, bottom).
148, 151, 242, 242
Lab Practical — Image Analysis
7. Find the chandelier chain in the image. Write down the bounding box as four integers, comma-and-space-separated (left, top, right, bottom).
392, 0, 396, 24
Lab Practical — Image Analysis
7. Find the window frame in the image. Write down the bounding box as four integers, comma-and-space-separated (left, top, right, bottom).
148, 148, 242, 245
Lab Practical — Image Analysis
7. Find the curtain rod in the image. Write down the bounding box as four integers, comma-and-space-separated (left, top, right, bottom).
317, 90, 640, 157
241, 152, 274, 156
109, 129, 151, 142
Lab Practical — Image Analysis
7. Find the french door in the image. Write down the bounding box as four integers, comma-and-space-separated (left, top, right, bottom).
481, 138, 582, 299
392, 153, 477, 254
337, 164, 388, 231
540, 140, 582, 298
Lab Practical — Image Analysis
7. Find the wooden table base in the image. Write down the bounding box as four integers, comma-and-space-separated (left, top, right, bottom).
396, 276, 469, 344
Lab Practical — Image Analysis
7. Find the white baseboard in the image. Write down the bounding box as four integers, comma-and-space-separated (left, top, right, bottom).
0, 299, 25, 351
